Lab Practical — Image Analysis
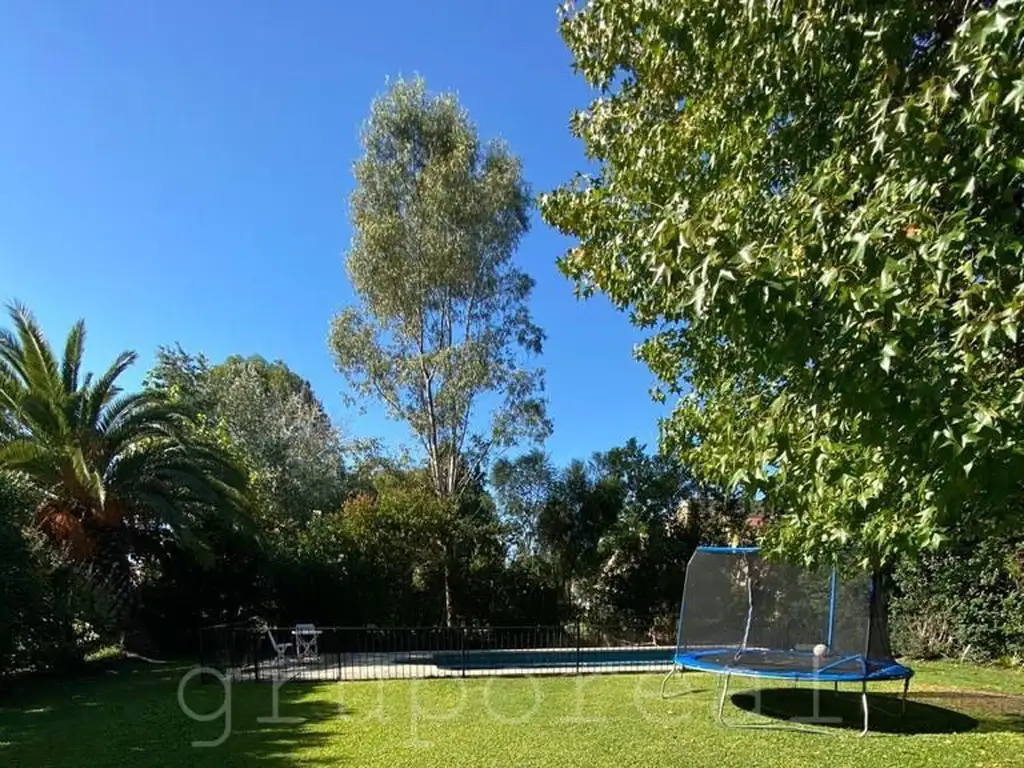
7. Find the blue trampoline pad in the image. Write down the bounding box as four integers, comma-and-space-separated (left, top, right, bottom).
674, 648, 913, 683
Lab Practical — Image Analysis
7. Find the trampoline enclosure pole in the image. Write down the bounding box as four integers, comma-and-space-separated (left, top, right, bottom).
736, 555, 753, 660
826, 567, 838, 650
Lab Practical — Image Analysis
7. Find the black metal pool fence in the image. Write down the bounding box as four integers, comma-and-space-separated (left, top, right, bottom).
198, 623, 675, 682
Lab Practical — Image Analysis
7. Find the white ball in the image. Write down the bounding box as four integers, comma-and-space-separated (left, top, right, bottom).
813, 643, 828, 658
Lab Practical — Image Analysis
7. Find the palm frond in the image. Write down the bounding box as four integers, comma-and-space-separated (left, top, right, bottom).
0, 412, 18, 441
14, 392, 68, 441
61, 319, 86, 394
100, 445, 157, 492
96, 391, 159, 437
126, 487, 191, 529
123, 487, 218, 565
69, 444, 106, 510
0, 360, 26, 417
0, 328, 29, 382
84, 350, 138, 429
6, 302, 62, 394
101, 401, 194, 455
0, 438, 63, 484
2, 304, 254, 584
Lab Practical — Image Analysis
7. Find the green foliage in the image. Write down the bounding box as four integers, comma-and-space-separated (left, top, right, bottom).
0, 304, 249, 626
538, 459, 624, 603
585, 439, 750, 633
491, 449, 555, 554
133, 348, 348, 644
0, 472, 112, 674
328, 467, 449, 624
0, 472, 45, 674
208, 356, 344, 530
147, 347, 345, 532
493, 439, 750, 630
542, 1, 1024, 567
330, 76, 550, 501
892, 533, 1024, 663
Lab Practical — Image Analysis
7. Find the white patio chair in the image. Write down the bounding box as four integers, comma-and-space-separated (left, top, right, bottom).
293, 623, 321, 662
266, 628, 292, 664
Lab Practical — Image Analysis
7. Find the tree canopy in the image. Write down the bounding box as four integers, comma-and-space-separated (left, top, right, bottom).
330, 77, 550, 503
146, 347, 345, 531
0, 306, 248, 621
491, 448, 555, 555
542, 0, 1024, 567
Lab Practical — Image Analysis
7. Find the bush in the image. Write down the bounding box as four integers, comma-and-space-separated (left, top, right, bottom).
892, 534, 1024, 664
0, 507, 46, 674
0, 475, 112, 676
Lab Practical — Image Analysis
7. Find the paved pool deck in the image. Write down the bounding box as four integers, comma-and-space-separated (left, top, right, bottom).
226, 647, 675, 683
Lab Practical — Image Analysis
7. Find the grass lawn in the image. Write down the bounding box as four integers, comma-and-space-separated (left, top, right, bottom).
1, 660, 1022, 767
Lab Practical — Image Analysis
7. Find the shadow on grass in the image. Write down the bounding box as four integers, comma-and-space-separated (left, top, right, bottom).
0, 658, 195, 705
728, 687, 1024, 735
0, 663, 348, 767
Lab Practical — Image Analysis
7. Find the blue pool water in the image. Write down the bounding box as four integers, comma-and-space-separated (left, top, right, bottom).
432, 646, 673, 670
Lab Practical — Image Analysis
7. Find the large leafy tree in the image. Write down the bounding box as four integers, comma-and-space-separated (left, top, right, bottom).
0, 305, 248, 616
587, 439, 749, 634
135, 349, 345, 638
330, 77, 550, 621
331, 465, 449, 625
207, 356, 345, 529
542, 1, 1024, 567
491, 448, 556, 556
537, 459, 623, 609
330, 77, 550, 500
146, 348, 346, 532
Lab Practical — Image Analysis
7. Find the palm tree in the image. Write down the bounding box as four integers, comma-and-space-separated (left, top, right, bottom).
0, 303, 249, 616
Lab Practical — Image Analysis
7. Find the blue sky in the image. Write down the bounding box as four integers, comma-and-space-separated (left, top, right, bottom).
0, 1, 668, 466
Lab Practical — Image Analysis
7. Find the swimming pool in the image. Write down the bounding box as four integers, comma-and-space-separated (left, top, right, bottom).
433, 646, 673, 670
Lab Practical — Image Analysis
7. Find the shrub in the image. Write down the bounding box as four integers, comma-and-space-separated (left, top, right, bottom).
0, 475, 112, 676
892, 534, 1024, 664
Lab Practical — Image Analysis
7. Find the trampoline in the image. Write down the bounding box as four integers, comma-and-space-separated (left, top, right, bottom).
662, 546, 913, 735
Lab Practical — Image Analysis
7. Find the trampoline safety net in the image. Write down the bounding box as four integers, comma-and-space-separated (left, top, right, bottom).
675, 547, 909, 681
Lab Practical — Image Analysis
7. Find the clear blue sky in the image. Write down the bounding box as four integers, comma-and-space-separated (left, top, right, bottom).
0, 0, 668, 466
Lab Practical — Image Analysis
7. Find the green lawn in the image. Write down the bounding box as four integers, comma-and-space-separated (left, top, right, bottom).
1, 661, 1022, 767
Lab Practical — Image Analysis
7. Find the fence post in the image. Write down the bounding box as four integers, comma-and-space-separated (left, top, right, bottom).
460, 625, 466, 678
575, 616, 581, 675
253, 628, 261, 683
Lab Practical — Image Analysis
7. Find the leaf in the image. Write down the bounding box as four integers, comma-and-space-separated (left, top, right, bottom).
880, 342, 897, 372
850, 232, 870, 263
541, 0, 1024, 569
879, 258, 899, 294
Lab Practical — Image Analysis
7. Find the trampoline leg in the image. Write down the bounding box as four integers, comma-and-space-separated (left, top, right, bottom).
833, 681, 838, 694
901, 677, 910, 717
660, 665, 677, 698
714, 673, 859, 737
660, 665, 675, 698
859, 681, 869, 738
660, 664, 695, 699
716, 673, 733, 725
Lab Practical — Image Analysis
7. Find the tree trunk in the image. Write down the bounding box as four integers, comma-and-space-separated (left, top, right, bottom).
437, 503, 456, 628
442, 559, 453, 628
